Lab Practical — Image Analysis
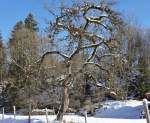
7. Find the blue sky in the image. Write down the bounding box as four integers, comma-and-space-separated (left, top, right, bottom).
0, 0, 150, 42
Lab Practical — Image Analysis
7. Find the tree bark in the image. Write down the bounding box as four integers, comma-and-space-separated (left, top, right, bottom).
57, 86, 69, 122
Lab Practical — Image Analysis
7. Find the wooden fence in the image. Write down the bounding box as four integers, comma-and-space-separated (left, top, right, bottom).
1, 106, 55, 123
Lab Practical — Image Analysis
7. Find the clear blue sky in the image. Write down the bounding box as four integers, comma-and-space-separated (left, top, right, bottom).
0, 0, 150, 42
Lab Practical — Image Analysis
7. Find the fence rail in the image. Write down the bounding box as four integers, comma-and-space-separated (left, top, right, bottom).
1, 107, 55, 123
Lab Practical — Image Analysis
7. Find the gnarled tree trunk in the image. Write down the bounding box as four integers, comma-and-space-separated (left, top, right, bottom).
57, 85, 69, 122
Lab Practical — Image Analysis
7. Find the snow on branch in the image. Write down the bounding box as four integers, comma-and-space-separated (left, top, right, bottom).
39, 51, 69, 64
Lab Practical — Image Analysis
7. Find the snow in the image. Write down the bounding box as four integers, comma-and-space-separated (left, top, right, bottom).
0, 115, 146, 123
95, 100, 144, 119
0, 100, 147, 123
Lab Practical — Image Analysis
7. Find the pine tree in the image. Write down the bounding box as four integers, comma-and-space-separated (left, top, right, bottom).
0, 33, 4, 72
0, 32, 5, 71
9, 21, 24, 45
24, 13, 39, 31
0, 32, 7, 108
8, 21, 40, 110
13, 21, 24, 30
0, 33, 3, 48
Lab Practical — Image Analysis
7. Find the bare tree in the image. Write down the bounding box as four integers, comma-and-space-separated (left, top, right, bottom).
40, 1, 124, 121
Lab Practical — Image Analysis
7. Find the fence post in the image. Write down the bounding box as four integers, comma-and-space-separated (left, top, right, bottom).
13, 105, 16, 119
45, 108, 49, 123
53, 107, 55, 115
84, 111, 87, 123
28, 102, 32, 123
2, 107, 4, 120
143, 99, 150, 123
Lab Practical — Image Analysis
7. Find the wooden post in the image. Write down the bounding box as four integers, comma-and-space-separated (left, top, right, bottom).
2, 107, 4, 120
53, 107, 55, 115
84, 111, 87, 123
45, 108, 49, 123
28, 102, 31, 123
13, 105, 16, 119
143, 99, 150, 123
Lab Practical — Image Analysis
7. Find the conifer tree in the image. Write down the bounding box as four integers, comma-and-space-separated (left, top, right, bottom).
0, 32, 7, 108
24, 13, 39, 31
9, 21, 24, 45
0, 32, 5, 74
8, 20, 40, 110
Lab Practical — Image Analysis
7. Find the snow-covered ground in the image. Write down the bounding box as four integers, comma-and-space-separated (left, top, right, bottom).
0, 100, 147, 123
95, 100, 144, 119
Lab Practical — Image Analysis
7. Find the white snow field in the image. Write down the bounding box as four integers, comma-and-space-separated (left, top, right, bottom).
0, 100, 147, 123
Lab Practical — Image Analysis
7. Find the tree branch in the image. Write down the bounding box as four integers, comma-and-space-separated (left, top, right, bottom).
9, 58, 26, 73
87, 47, 97, 62
95, 53, 119, 62
83, 62, 109, 74
39, 51, 69, 64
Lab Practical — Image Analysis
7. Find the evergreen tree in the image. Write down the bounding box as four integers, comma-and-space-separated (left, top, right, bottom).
0, 32, 7, 108
13, 21, 24, 30
0, 32, 5, 73
0, 32, 3, 48
9, 21, 24, 45
24, 13, 39, 31
8, 21, 40, 110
